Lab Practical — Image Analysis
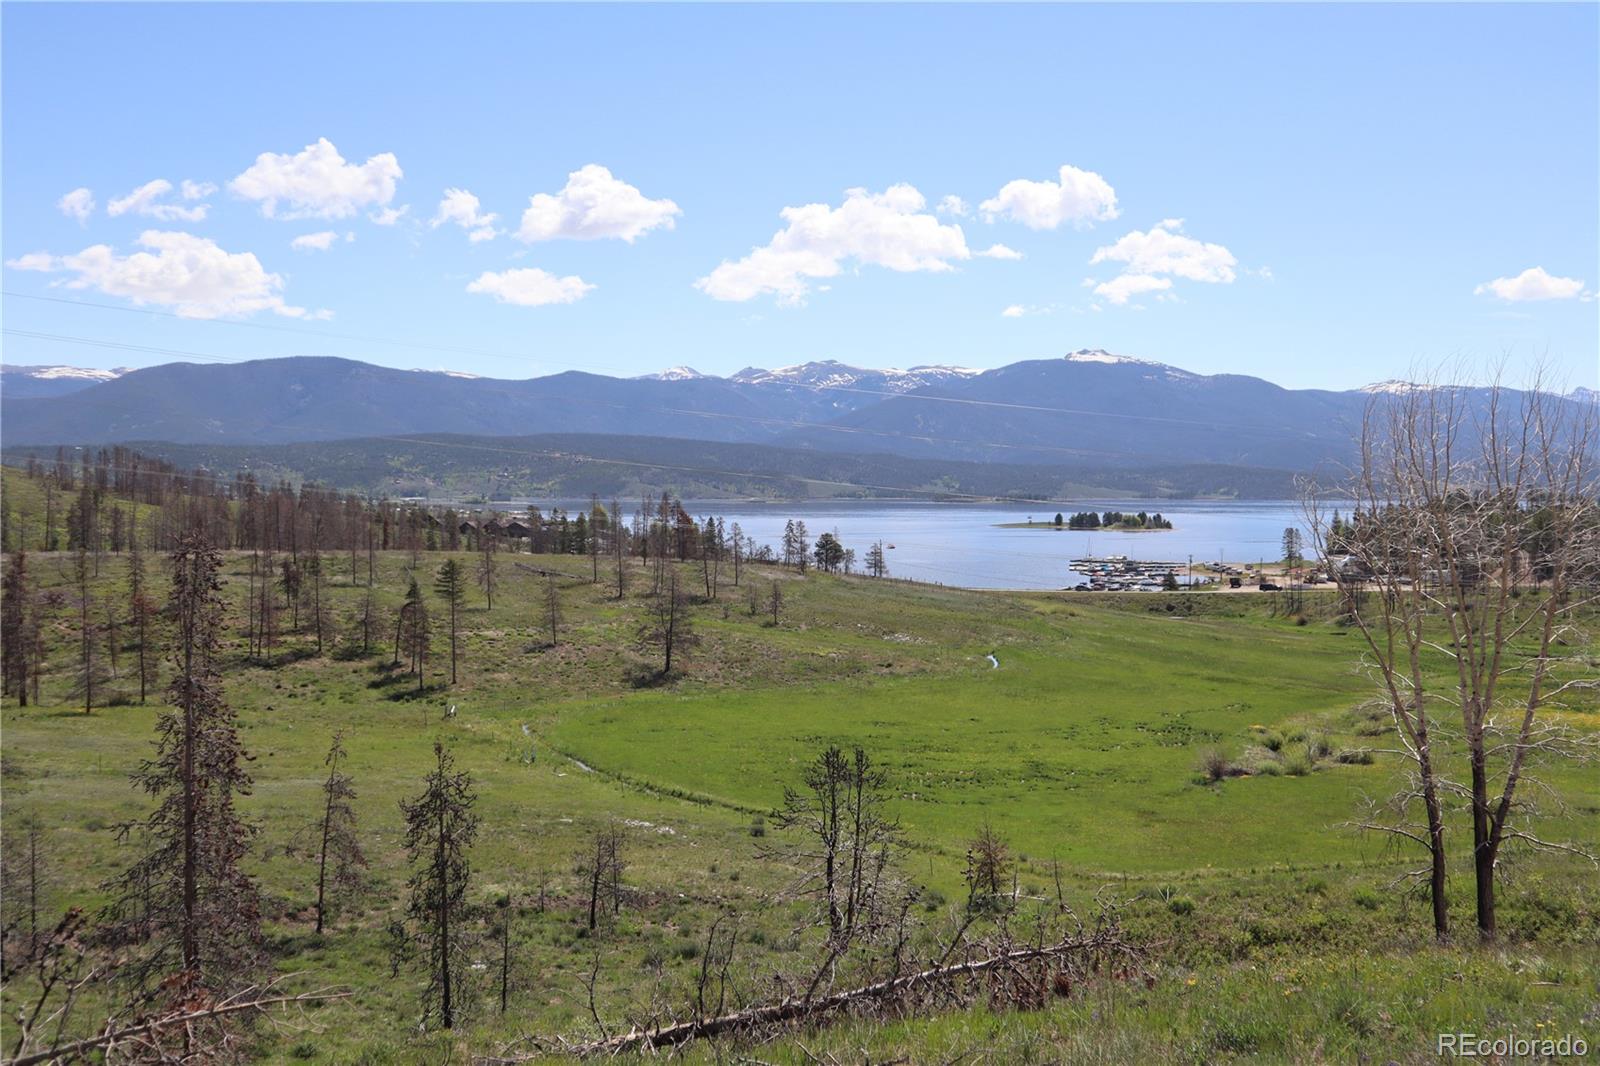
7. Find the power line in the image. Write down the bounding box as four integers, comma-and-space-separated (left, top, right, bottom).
2, 290, 565, 371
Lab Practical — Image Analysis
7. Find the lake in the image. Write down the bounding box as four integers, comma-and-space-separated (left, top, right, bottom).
480, 498, 1313, 591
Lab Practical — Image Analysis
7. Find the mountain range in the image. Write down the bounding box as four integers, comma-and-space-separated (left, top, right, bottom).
2, 352, 1593, 488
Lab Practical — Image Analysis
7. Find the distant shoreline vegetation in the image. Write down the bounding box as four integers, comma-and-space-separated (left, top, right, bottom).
999, 510, 1175, 532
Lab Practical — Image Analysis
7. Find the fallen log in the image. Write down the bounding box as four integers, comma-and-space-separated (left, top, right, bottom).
548, 931, 1134, 1058
7, 985, 351, 1066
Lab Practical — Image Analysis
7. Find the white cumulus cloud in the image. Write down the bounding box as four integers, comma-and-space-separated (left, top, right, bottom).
467, 267, 594, 307
107, 179, 210, 222
181, 180, 217, 201
517, 165, 680, 243
230, 137, 402, 220
58, 188, 95, 225
1089, 273, 1173, 305
937, 195, 970, 217
291, 231, 340, 252
695, 184, 973, 305
977, 244, 1023, 260
6, 252, 59, 273
432, 187, 499, 242
1090, 219, 1235, 282
1474, 266, 1586, 302
1087, 219, 1236, 305
999, 303, 1054, 318
5, 230, 319, 319
980, 164, 1118, 230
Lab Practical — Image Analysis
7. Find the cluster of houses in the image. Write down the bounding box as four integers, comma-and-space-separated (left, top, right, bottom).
445, 515, 533, 541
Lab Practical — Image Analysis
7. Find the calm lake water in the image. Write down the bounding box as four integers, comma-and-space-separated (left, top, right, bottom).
471, 498, 1311, 591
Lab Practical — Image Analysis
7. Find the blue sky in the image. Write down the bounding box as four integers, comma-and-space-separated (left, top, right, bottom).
3, 3, 1596, 391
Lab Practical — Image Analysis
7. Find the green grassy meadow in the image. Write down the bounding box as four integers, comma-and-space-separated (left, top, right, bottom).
2, 473, 1597, 1062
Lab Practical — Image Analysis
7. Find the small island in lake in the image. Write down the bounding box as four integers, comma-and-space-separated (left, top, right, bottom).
998, 510, 1175, 532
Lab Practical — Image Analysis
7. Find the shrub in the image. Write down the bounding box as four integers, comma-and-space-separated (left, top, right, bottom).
1262, 732, 1284, 752
1352, 886, 1382, 910
1284, 753, 1314, 776
1335, 748, 1374, 765
1168, 895, 1196, 916
1198, 747, 1237, 783
748, 815, 766, 838
1255, 760, 1283, 777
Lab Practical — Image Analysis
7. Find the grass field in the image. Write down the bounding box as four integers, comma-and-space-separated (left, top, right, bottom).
2, 473, 1597, 1062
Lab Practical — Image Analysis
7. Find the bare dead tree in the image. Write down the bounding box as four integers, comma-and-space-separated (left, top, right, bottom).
477, 535, 500, 610
70, 546, 106, 715
589, 494, 603, 584
312, 731, 366, 935
1, 814, 49, 954
434, 559, 466, 684
638, 570, 697, 677
611, 501, 628, 600
127, 536, 158, 704
577, 825, 627, 932
492, 895, 522, 1015
306, 551, 329, 655
1305, 370, 1599, 942
769, 745, 901, 950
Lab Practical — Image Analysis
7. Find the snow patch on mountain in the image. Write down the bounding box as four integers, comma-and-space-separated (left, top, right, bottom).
1065, 349, 1195, 381
730, 360, 980, 393
639, 366, 708, 381
1360, 379, 1433, 395
5, 364, 130, 382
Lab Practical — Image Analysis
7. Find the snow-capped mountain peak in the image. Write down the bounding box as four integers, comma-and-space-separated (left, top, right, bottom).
8, 364, 129, 382
638, 366, 708, 381
1063, 349, 1196, 382
0, 364, 133, 399
731, 360, 869, 389
729, 360, 980, 393
1359, 379, 1431, 395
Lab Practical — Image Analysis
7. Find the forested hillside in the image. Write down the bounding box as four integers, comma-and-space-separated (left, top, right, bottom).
2, 433, 1301, 501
